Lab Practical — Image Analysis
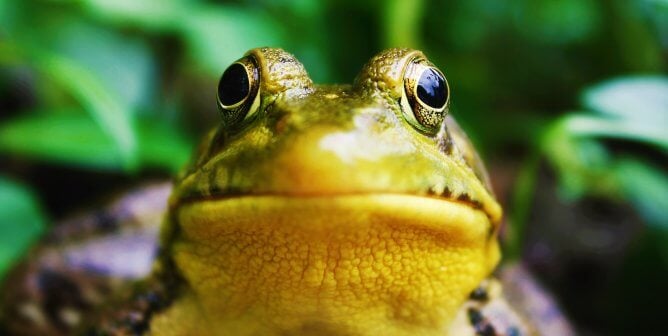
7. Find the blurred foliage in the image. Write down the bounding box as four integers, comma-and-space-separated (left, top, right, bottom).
507, 77, 668, 259
0, 0, 666, 334
0, 177, 44, 279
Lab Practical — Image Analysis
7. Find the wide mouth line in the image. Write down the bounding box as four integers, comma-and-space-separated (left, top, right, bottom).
174, 190, 496, 223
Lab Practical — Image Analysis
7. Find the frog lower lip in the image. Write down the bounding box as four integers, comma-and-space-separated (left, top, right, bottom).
176, 190, 495, 224
174, 193, 494, 236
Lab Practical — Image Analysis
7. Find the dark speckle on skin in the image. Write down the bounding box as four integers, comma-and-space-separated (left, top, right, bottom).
488, 225, 495, 241
476, 323, 497, 336
467, 307, 483, 324
38, 270, 87, 330
437, 128, 454, 155
469, 286, 489, 302
457, 193, 471, 202
208, 184, 223, 195
467, 307, 498, 336
442, 187, 452, 198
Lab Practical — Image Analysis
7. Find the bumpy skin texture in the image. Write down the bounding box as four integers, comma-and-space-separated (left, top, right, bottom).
154, 47, 503, 335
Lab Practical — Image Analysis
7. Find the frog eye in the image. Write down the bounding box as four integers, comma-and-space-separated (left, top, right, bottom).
217, 56, 261, 126
400, 58, 450, 134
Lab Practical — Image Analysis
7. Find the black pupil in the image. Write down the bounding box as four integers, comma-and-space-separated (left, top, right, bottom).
218, 63, 249, 106
416, 68, 447, 109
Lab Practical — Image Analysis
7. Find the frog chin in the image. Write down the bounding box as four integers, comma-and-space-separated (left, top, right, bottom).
166, 194, 500, 335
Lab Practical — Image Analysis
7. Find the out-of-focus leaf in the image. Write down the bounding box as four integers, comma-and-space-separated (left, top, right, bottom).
0, 112, 192, 172
512, 0, 601, 45
36, 51, 138, 169
542, 109, 667, 232
52, 20, 156, 114
136, 119, 193, 173
0, 177, 45, 278
81, 0, 193, 31
0, 43, 137, 171
0, 111, 192, 173
561, 114, 668, 149
383, 0, 424, 48
542, 117, 618, 198
615, 158, 668, 229
644, 0, 668, 44
0, 0, 15, 33
612, 1, 665, 72
0, 112, 126, 169
582, 76, 668, 123
261, 0, 321, 19
2, 18, 157, 169
180, 6, 285, 74
439, 0, 507, 51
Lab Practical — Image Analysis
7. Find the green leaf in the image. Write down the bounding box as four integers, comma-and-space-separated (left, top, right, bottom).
383, 0, 424, 48
51, 20, 157, 114
542, 117, 617, 198
0, 177, 45, 278
179, 6, 285, 74
582, 76, 668, 123
0, 112, 126, 169
0, 111, 192, 172
35, 51, 138, 169
614, 158, 668, 230
512, 0, 601, 45
561, 114, 668, 149
0, 0, 17, 33
136, 118, 193, 173
542, 113, 668, 231
81, 0, 193, 31
82, 2, 285, 75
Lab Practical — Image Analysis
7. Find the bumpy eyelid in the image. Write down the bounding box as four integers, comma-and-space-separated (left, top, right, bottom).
352, 48, 425, 99
244, 48, 314, 98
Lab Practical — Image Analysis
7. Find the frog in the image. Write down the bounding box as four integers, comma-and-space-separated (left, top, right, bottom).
0, 48, 573, 336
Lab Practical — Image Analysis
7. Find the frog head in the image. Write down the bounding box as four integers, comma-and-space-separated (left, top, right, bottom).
161, 47, 502, 335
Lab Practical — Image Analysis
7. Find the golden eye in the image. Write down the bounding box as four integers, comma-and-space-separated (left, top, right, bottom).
217, 55, 261, 126
400, 57, 450, 134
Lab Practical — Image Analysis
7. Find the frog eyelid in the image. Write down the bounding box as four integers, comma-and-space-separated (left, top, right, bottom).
217, 56, 262, 127
400, 57, 450, 135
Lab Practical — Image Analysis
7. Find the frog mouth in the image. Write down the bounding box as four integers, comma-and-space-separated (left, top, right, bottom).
177, 191, 490, 223
176, 189, 501, 227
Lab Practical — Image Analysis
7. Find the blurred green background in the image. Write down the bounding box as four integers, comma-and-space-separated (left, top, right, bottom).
0, 0, 666, 334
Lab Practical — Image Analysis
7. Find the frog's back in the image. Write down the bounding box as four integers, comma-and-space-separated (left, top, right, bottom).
0, 183, 170, 335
